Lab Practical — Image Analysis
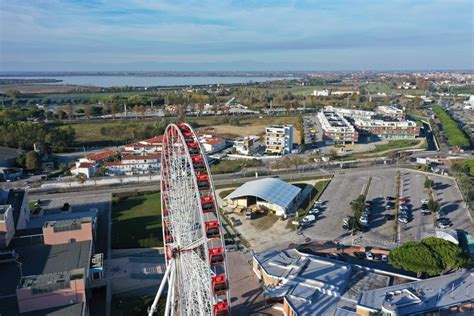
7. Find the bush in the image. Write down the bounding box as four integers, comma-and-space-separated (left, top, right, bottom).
389, 237, 471, 276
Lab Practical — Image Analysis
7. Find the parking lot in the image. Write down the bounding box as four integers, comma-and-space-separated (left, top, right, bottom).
301, 169, 474, 249
302, 169, 372, 241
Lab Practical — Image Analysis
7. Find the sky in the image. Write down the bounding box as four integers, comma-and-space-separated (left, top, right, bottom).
0, 0, 473, 72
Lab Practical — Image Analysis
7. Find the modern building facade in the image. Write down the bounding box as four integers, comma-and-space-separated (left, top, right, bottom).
376, 106, 405, 120
233, 135, 260, 155
265, 125, 294, 155
105, 154, 160, 176
317, 110, 359, 144
353, 119, 420, 140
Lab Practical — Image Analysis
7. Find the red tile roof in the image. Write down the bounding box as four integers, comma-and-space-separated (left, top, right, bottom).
121, 154, 161, 161
203, 137, 225, 145
87, 150, 118, 162
142, 135, 163, 145
77, 162, 95, 168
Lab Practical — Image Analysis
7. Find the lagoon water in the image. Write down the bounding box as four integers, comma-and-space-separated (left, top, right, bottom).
0, 75, 290, 87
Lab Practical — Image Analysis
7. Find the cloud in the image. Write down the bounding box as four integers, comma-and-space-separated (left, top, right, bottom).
0, 0, 472, 71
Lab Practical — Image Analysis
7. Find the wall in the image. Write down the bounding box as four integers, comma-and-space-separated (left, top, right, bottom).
17, 278, 86, 313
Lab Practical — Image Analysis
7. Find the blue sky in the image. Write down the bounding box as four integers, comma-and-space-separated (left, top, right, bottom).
0, 0, 473, 71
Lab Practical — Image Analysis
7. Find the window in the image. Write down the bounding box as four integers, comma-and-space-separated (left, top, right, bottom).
69, 238, 76, 243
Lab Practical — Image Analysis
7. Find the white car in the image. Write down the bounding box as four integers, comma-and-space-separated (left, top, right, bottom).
421, 199, 429, 204
309, 209, 320, 215
381, 254, 388, 262
365, 252, 374, 260
301, 214, 316, 225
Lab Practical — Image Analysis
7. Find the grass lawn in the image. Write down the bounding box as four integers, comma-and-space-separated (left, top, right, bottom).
111, 192, 162, 249
371, 139, 422, 153
61, 121, 132, 143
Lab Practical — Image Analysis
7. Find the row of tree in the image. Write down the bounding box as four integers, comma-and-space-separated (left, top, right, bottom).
0, 122, 75, 152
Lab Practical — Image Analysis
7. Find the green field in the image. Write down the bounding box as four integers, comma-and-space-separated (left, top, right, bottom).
372, 139, 423, 153
432, 105, 470, 148
111, 192, 162, 249
363, 83, 425, 95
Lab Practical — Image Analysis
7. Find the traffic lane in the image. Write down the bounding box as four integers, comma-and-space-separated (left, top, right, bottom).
305, 173, 369, 240
431, 176, 474, 234
365, 171, 397, 241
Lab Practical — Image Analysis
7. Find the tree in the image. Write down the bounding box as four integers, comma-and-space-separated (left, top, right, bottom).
424, 176, 433, 189
427, 198, 440, 213
5, 89, 21, 99
25, 151, 40, 170
329, 148, 338, 160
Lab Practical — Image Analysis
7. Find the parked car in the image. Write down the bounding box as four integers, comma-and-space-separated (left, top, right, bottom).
359, 215, 369, 226
398, 217, 409, 223
421, 199, 429, 204
381, 254, 388, 262
437, 221, 451, 229
309, 208, 320, 215
245, 211, 253, 219
386, 196, 395, 201
301, 214, 316, 225
421, 209, 431, 215
373, 253, 382, 261
343, 216, 351, 225
365, 252, 374, 260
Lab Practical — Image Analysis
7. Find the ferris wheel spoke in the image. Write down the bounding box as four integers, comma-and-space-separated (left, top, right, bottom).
181, 237, 206, 251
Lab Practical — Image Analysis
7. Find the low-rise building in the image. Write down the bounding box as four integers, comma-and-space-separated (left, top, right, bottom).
312, 89, 330, 96
122, 135, 163, 155
70, 162, 96, 178
233, 135, 260, 155
357, 269, 474, 315
0, 146, 23, 168
376, 105, 405, 120
317, 110, 359, 144
225, 178, 301, 217
199, 135, 227, 154
353, 118, 420, 140
265, 125, 294, 155
105, 154, 160, 176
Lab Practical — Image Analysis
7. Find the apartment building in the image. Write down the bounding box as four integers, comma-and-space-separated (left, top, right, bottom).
376, 105, 405, 120
317, 110, 359, 144
354, 118, 420, 140
265, 125, 294, 154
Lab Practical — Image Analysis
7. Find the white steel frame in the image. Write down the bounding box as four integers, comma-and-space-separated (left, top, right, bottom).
149, 123, 229, 316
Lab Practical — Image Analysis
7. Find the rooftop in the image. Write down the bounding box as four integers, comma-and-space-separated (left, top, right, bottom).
19, 268, 85, 289
121, 154, 161, 160
44, 217, 92, 233
27, 210, 97, 229
0, 146, 23, 160
226, 178, 301, 209
358, 269, 474, 314
86, 150, 118, 162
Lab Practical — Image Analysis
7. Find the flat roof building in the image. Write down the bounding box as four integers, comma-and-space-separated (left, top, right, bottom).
353, 118, 420, 140
357, 269, 474, 316
317, 110, 359, 145
376, 106, 405, 120
225, 178, 301, 217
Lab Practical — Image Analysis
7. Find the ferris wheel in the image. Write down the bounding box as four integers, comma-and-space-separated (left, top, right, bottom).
149, 123, 230, 316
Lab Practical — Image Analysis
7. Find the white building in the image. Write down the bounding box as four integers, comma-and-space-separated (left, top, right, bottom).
70, 162, 96, 178
317, 110, 358, 145
265, 125, 294, 155
234, 135, 260, 155
198, 135, 227, 154
376, 105, 405, 120
326, 106, 373, 120
312, 89, 330, 97
105, 154, 160, 176
122, 136, 163, 155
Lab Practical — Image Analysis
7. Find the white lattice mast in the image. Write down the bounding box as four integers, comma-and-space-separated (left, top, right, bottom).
149, 123, 229, 316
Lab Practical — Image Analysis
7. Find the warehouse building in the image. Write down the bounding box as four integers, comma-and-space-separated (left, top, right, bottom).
225, 178, 301, 217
